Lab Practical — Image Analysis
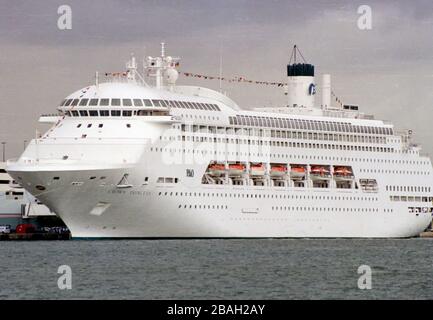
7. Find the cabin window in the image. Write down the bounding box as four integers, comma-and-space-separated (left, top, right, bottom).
122, 99, 132, 106
89, 99, 98, 106
100, 110, 109, 116
111, 110, 121, 116
98, 124, 103, 128
89, 110, 98, 116
87, 124, 92, 128
100, 98, 109, 106
79, 99, 89, 106
111, 99, 120, 106
133, 99, 143, 106
122, 110, 132, 117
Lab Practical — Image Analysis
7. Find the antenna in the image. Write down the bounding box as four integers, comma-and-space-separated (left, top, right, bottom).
95, 71, 99, 87
219, 44, 223, 93
289, 44, 307, 65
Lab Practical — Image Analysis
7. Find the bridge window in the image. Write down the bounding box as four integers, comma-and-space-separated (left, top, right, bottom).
79, 99, 89, 106
100, 98, 109, 106
122, 110, 132, 117
89, 99, 98, 106
89, 110, 98, 116
71, 99, 79, 106
111, 110, 121, 116
133, 99, 143, 106
143, 99, 152, 107
100, 110, 109, 116
122, 99, 132, 106
79, 110, 88, 117
64, 99, 73, 106
111, 99, 120, 106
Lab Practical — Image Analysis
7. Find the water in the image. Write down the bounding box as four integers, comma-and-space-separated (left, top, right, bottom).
0, 239, 433, 299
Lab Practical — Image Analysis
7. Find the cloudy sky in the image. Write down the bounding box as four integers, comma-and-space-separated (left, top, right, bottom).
1, 0, 433, 158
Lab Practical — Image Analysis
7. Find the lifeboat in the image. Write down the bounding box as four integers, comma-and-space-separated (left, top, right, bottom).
270, 164, 287, 177
250, 163, 265, 176
333, 166, 354, 181
310, 166, 331, 180
208, 163, 226, 176
228, 163, 245, 176
290, 165, 306, 179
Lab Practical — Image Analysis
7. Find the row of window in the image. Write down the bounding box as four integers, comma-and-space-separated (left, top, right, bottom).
151, 141, 394, 155
157, 191, 378, 201
272, 206, 382, 213
178, 204, 228, 210
66, 109, 169, 117
360, 168, 430, 175
180, 125, 388, 145
386, 185, 431, 193
76, 123, 131, 129
229, 115, 393, 135
61, 98, 221, 111
390, 195, 433, 202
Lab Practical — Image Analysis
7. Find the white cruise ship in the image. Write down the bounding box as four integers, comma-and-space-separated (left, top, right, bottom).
7, 44, 433, 238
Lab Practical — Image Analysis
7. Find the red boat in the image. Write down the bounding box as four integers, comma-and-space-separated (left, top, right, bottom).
270, 165, 287, 177
208, 163, 225, 176
228, 163, 245, 176
250, 163, 265, 176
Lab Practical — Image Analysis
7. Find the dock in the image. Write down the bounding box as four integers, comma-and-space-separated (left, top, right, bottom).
0, 233, 71, 241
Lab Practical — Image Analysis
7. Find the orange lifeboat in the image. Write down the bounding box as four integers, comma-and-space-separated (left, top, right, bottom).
310, 166, 331, 180
290, 165, 306, 179
228, 163, 245, 176
208, 163, 226, 176
270, 164, 287, 177
250, 163, 265, 176
334, 166, 353, 180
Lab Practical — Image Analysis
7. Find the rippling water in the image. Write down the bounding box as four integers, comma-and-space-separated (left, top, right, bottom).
0, 239, 432, 299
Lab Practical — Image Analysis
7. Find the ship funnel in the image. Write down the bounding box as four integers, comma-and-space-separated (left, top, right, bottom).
286, 45, 315, 108
322, 74, 331, 109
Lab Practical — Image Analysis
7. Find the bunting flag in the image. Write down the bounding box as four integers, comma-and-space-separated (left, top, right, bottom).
104, 71, 129, 77
331, 90, 344, 108
181, 71, 286, 87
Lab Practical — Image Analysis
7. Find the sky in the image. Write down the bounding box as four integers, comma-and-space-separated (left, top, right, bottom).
1, 0, 433, 158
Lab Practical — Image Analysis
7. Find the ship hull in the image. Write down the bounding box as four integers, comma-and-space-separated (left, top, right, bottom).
7, 167, 431, 239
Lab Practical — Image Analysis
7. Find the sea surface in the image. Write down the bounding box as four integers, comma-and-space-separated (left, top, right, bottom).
0, 239, 433, 299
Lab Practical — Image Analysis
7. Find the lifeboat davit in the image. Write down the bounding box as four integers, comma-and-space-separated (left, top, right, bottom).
290, 165, 306, 179
310, 166, 331, 180
270, 164, 287, 177
250, 163, 265, 176
208, 163, 226, 176
228, 163, 245, 176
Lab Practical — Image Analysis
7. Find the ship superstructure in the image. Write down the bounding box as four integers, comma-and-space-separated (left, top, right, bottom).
7, 44, 433, 238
